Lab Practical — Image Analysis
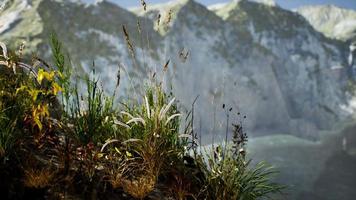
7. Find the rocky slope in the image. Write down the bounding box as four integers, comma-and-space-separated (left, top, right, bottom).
0, 0, 354, 140
297, 5, 356, 41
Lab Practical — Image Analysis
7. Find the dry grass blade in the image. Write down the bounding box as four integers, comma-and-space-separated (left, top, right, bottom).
159, 97, 176, 120
165, 113, 181, 125
116, 64, 121, 88
121, 111, 135, 119
163, 59, 170, 72
122, 138, 142, 145
114, 118, 131, 129
0, 42, 8, 60
126, 117, 146, 126
122, 25, 135, 57
0, 61, 7, 66
101, 139, 120, 152
145, 96, 151, 118
178, 134, 193, 139
17, 62, 38, 77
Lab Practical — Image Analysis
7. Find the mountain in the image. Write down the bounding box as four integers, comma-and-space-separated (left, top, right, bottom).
297, 5, 356, 41
211, 0, 352, 137
0, 0, 355, 141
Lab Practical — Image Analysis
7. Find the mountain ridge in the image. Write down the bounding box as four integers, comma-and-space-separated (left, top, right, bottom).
297, 4, 356, 41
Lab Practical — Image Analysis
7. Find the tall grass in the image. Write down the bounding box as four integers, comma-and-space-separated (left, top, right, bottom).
99, 84, 186, 198
70, 73, 116, 145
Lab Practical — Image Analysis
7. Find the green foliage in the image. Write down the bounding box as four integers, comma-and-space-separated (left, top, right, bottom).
0, 37, 283, 199
118, 85, 181, 144
195, 119, 283, 200
0, 109, 17, 159
99, 84, 186, 198
0, 43, 32, 160
50, 33, 72, 113
197, 147, 283, 200
70, 73, 116, 145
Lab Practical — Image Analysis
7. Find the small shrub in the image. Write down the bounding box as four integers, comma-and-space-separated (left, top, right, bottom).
194, 122, 283, 200
121, 173, 156, 199
100, 84, 185, 199
196, 147, 283, 200
23, 167, 55, 189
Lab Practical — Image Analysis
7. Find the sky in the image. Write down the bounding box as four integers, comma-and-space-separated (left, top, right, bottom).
94, 0, 356, 10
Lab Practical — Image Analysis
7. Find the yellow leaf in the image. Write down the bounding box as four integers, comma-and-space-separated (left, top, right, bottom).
16, 85, 27, 94
33, 114, 42, 131
37, 69, 45, 83
52, 82, 63, 95
40, 104, 49, 118
115, 147, 121, 154
48, 71, 55, 81
31, 104, 49, 131
28, 89, 40, 101
37, 69, 56, 84
126, 151, 132, 158
97, 153, 104, 159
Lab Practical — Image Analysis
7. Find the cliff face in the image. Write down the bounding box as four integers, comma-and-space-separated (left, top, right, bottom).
212, 1, 350, 136
0, 0, 354, 140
